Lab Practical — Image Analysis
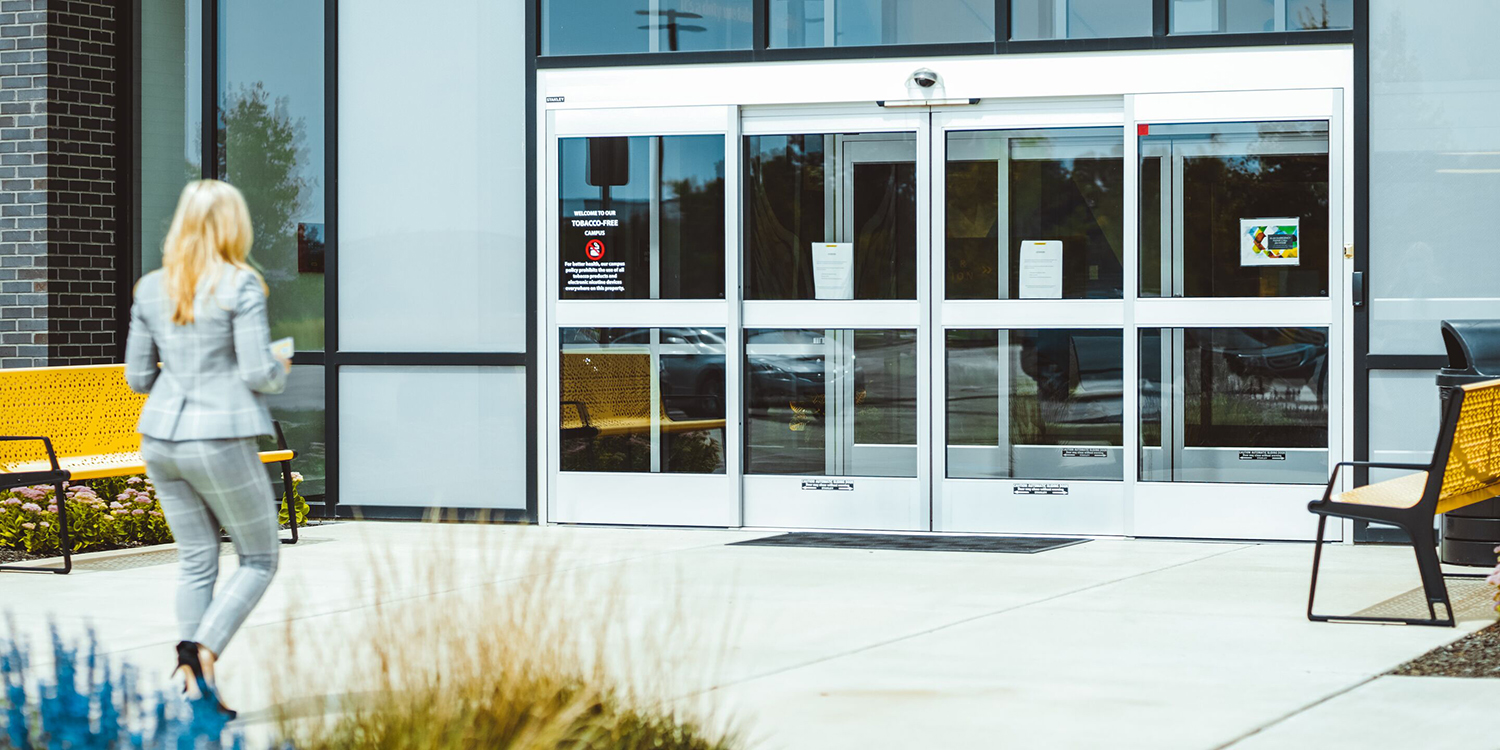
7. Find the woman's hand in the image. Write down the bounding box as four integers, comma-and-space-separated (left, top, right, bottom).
276, 355, 292, 374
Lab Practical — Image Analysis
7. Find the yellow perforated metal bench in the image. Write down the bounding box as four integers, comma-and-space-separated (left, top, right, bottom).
1308, 377, 1500, 626
560, 352, 726, 439
0, 364, 300, 575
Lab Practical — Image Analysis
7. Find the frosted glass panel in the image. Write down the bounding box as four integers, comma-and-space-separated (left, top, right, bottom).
1370, 0, 1500, 355
338, 0, 526, 352
1368, 370, 1440, 483
340, 367, 526, 509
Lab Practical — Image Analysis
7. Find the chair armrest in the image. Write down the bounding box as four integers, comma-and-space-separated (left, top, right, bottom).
0, 435, 62, 472
1319, 460, 1432, 503
561, 400, 593, 428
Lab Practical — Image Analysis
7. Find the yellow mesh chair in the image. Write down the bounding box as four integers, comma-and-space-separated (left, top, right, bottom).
1307, 378, 1500, 626
0, 364, 301, 575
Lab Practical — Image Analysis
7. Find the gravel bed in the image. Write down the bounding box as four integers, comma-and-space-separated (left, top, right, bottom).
1390, 621, 1500, 678
0, 548, 51, 564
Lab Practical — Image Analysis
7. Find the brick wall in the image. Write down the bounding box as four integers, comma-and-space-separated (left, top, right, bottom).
45, 1, 117, 365
0, 0, 117, 368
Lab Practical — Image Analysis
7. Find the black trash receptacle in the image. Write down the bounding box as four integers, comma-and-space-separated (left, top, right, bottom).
1437, 320, 1500, 566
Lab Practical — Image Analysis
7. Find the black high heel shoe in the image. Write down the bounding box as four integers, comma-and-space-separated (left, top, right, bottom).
174, 640, 237, 720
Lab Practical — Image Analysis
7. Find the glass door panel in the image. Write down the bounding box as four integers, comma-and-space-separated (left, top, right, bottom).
741, 113, 930, 531
745, 132, 917, 300
746, 329, 919, 477
547, 106, 738, 527
1139, 327, 1329, 484
946, 129, 1125, 300
935, 119, 1128, 536
1130, 92, 1344, 542
946, 329, 1124, 481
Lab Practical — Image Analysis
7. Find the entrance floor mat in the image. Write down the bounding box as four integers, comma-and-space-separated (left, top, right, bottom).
1353, 578, 1498, 623
729, 532, 1089, 554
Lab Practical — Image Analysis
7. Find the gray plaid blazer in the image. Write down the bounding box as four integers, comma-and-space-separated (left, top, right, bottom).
124, 267, 288, 441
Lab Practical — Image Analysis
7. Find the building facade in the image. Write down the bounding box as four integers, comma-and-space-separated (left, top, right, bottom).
4, 1, 1495, 542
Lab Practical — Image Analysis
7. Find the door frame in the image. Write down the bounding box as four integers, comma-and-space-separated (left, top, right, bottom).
544, 105, 742, 526
1127, 88, 1347, 541
930, 99, 1132, 536
739, 105, 933, 531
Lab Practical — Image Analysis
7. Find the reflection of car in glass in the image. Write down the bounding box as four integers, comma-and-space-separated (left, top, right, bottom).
1212, 329, 1327, 382
607, 328, 727, 419
745, 330, 872, 414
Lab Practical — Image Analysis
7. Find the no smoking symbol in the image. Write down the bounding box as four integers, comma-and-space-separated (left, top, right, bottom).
585, 239, 606, 261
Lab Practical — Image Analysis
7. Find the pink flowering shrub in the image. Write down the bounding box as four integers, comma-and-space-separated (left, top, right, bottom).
0, 472, 309, 556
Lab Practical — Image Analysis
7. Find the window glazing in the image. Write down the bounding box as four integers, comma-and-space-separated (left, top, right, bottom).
1011, 0, 1152, 40
1170, 0, 1352, 34
770, 0, 994, 47
543, 0, 753, 55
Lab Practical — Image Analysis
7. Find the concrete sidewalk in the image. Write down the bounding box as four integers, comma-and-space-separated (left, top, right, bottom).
2, 522, 1495, 749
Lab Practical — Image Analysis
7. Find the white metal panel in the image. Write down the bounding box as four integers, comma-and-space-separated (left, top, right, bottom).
554, 473, 737, 526
1133, 482, 1340, 541
538, 47, 1352, 112
555, 301, 730, 328
742, 301, 921, 329
743, 475, 924, 530
551, 106, 735, 136
1133, 89, 1337, 125
1134, 299, 1332, 328
937, 479, 1126, 536
940, 301, 1126, 329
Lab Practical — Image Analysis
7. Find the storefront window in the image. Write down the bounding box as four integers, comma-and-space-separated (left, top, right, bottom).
543, 0, 753, 55
1170, 0, 1352, 34
1011, 0, 1152, 40
745, 133, 917, 300
561, 328, 728, 474
218, 0, 326, 349
946, 129, 1124, 300
559, 136, 726, 300
946, 330, 1123, 480
745, 329, 918, 477
770, 0, 994, 47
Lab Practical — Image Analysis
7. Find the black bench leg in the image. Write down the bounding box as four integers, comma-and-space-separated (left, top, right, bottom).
1410, 524, 1454, 627
0, 480, 72, 575
1307, 513, 1328, 622
1308, 512, 1458, 627
279, 459, 298, 545
273, 421, 298, 545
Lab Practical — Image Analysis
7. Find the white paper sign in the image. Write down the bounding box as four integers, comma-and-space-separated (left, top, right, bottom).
1018, 240, 1063, 299
1240, 218, 1300, 267
812, 243, 854, 300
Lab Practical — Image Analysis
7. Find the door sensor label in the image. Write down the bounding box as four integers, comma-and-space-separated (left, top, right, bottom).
802, 480, 855, 492
1062, 448, 1108, 459
1014, 483, 1069, 496
1238, 451, 1287, 461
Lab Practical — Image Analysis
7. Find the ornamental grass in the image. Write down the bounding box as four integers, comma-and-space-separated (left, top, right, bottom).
260, 526, 745, 750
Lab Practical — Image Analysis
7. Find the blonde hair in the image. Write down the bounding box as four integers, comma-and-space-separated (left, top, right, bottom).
159, 179, 267, 325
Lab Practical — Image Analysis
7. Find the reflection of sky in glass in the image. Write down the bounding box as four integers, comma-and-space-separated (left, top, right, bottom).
219, 0, 325, 220
1012, 0, 1152, 40
185, 0, 201, 170
544, 0, 752, 54
772, 0, 993, 47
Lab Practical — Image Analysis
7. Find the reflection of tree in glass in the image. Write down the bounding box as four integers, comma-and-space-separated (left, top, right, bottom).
218, 81, 313, 287
747, 136, 824, 299
663, 169, 725, 298
1295, 0, 1331, 30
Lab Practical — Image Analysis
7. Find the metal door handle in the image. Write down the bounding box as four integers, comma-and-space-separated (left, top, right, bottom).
1352, 271, 1365, 307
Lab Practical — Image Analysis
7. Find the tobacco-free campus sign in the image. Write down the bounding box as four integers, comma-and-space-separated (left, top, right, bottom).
563, 208, 626, 294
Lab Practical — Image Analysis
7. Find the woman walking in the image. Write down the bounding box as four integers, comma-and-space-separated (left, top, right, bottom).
124, 180, 291, 717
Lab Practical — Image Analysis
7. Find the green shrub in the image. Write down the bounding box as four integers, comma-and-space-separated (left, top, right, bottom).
0, 472, 309, 557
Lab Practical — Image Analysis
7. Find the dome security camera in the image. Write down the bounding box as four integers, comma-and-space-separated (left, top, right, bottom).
910, 69, 940, 89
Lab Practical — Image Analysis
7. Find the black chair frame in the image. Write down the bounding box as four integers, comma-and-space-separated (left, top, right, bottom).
1307, 389, 1487, 627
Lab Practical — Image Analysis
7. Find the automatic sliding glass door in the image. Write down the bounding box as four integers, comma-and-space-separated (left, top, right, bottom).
1131, 90, 1345, 541
740, 115, 930, 531
934, 118, 1129, 535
